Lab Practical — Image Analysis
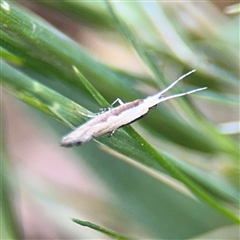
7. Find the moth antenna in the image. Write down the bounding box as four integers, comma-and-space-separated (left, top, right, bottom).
157, 86, 207, 103
158, 69, 196, 96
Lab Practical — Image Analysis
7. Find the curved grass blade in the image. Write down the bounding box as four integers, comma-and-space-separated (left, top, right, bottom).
71, 66, 240, 222
71, 218, 132, 240
73, 66, 109, 107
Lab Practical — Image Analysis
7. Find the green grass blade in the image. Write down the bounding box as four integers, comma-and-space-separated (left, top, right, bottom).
1, 152, 23, 239
40, 1, 113, 29
60, 64, 240, 221
72, 219, 132, 240
105, 0, 165, 87
73, 66, 109, 107
1, 60, 92, 129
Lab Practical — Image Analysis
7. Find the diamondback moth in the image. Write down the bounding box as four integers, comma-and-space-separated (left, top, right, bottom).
61, 70, 206, 147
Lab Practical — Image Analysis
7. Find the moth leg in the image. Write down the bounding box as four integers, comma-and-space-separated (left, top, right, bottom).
111, 98, 124, 107
98, 98, 124, 114
108, 129, 116, 138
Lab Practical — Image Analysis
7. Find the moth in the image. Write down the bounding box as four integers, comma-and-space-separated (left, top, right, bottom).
61, 70, 206, 147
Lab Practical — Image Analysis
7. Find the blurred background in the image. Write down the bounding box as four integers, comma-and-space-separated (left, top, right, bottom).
1, 0, 239, 239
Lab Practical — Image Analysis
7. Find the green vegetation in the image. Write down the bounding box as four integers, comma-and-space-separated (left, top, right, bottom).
1, 1, 239, 239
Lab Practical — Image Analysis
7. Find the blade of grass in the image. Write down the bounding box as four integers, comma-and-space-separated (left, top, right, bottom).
75, 66, 232, 199
73, 66, 109, 107
1, 61, 93, 129
71, 218, 132, 240
39, 1, 114, 30
0, 151, 23, 239
71, 66, 240, 222
105, 0, 165, 87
